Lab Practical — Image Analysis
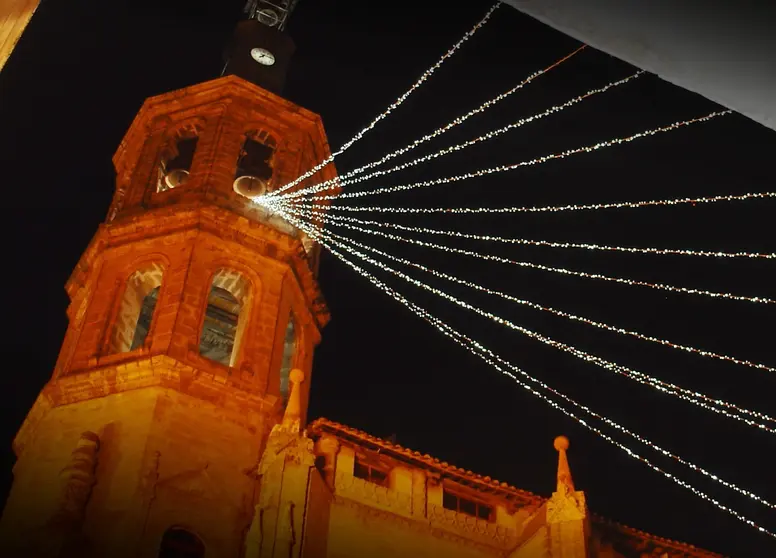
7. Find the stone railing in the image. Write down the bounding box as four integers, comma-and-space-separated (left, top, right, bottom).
334, 470, 412, 516
428, 503, 518, 548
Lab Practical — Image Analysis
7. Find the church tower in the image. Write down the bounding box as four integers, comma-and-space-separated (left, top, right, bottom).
0, 2, 337, 556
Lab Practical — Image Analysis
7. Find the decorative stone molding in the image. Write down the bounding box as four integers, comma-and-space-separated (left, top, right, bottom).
547, 490, 587, 524
331, 495, 505, 556
428, 503, 518, 548
258, 425, 315, 476
50, 431, 101, 528
334, 470, 412, 516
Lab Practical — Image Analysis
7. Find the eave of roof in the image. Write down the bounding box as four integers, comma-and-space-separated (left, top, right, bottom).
307, 417, 544, 507
307, 417, 726, 557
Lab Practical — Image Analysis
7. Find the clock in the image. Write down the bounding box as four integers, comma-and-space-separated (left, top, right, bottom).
250, 47, 276, 66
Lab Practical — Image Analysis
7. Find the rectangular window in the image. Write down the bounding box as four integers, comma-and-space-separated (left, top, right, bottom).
442, 489, 493, 521
353, 458, 389, 487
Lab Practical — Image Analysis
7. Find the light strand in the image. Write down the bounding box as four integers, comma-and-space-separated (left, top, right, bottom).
449, 328, 776, 515
274, 45, 593, 201
274, 204, 775, 305
284, 209, 776, 536
298, 110, 732, 202
285, 206, 776, 432
268, 2, 501, 198
317, 224, 776, 429
299, 191, 776, 215
308, 211, 776, 260
304, 215, 776, 374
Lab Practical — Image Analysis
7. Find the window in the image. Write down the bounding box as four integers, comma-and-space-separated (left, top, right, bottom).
157, 133, 199, 193
158, 527, 204, 558
278, 314, 297, 403
109, 263, 164, 354
131, 286, 160, 350
199, 269, 249, 367
233, 130, 276, 198
442, 489, 493, 521
353, 458, 389, 487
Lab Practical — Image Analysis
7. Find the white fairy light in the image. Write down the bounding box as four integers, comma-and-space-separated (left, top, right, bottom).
447, 329, 776, 514
300, 191, 776, 215
302, 216, 776, 373
318, 227, 776, 430
277, 206, 776, 536
268, 2, 501, 198
274, 45, 595, 201
274, 204, 775, 305
298, 110, 732, 202
279, 205, 776, 432
306, 211, 776, 260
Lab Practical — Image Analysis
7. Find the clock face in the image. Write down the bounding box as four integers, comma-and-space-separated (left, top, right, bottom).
250, 47, 276, 66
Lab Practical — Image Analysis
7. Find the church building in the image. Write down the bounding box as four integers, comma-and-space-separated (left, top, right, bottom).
0, 2, 725, 556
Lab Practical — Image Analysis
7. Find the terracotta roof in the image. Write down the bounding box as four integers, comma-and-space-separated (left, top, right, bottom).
307, 417, 544, 507
592, 515, 728, 558
307, 417, 726, 557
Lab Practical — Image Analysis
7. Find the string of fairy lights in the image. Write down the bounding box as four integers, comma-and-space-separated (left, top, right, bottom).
283, 208, 776, 374
268, 45, 594, 202
267, 208, 775, 305
290, 211, 776, 260
253, 1, 776, 542
298, 191, 776, 215
269, 204, 776, 538
269, 2, 501, 198
271, 109, 732, 204
282, 204, 776, 433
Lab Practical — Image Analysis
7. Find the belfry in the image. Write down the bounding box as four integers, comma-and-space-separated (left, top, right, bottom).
0, 2, 727, 558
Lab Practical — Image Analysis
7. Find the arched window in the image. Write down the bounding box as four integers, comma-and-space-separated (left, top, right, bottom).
109, 263, 164, 354
157, 128, 200, 193
279, 314, 297, 404
158, 527, 204, 558
199, 269, 250, 367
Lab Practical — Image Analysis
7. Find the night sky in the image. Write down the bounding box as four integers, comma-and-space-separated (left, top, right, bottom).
2, 1, 776, 556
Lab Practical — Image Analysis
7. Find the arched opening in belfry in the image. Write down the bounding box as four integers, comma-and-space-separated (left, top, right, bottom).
109, 263, 164, 354
156, 126, 200, 192
233, 129, 277, 198
199, 269, 250, 367
279, 313, 297, 404
157, 527, 205, 558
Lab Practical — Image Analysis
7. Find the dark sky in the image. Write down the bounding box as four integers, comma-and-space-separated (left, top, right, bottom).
2, 1, 776, 556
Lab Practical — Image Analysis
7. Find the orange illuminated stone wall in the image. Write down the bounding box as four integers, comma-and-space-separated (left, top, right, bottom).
0, 75, 337, 557
0, 0, 38, 72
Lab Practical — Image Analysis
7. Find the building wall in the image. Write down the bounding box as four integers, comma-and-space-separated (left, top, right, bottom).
315, 443, 535, 558
0, 0, 38, 72
326, 500, 494, 558
0, 383, 268, 558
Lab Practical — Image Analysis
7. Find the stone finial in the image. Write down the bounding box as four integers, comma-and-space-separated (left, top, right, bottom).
554, 435, 575, 494
281, 369, 305, 428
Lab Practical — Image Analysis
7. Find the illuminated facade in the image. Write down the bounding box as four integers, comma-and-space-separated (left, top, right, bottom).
0, 0, 39, 72
0, 5, 725, 557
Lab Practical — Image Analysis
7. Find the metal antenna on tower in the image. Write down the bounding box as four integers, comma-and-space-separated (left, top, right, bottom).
243, 0, 299, 32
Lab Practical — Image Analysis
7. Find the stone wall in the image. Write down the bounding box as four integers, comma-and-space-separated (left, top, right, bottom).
0, 384, 267, 558
0, 0, 39, 72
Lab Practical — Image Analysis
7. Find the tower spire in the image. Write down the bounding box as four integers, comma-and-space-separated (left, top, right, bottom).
281, 368, 305, 431
554, 435, 575, 494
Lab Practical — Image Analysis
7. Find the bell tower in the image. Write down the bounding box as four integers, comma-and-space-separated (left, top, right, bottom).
0, 4, 337, 557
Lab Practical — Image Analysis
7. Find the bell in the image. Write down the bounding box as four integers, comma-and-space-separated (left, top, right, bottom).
164, 168, 190, 189
233, 175, 267, 198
